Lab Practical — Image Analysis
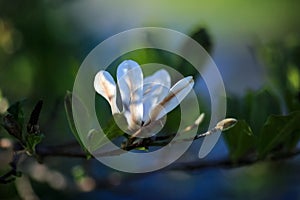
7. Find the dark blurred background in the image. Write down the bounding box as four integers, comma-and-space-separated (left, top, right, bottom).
0, 0, 300, 199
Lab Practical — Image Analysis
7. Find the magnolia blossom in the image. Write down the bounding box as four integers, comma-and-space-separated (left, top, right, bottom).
94, 60, 194, 136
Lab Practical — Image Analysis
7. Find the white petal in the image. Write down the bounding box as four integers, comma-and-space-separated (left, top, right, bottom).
149, 76, 194, 121
94, 71, 119, 114
143, 69, 171, 100
142, 70, 171, 122
117, 60, 143, 129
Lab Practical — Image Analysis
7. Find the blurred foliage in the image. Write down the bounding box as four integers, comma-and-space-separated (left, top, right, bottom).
228, 89, 281, 134
0, 0, 300, 199
2, 100, 44, 155
258, 111, 300, 158
0, 0, 80, 151
0, 0, 79, 100
224, 34, 300, 162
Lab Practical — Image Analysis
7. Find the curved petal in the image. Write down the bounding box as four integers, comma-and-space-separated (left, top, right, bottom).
117, 60, 143, 129
94, 71, 119, 114
143, 69, 171, 101
142, 70, 171, 122
149, 76, 194, 121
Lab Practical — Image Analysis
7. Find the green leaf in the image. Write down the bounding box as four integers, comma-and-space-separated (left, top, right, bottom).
223, 120, 256, 162
227, 90, 281, 135
64, 91, 90, 157
258, 111, 300, 158
248, 90, 281, 134
25, 134, 44, 155
7, 100, 25, 130
2, 114, 23, 141
134, 146, 149, 151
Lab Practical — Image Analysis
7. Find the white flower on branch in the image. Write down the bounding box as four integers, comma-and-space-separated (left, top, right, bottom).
94, 60, 194, 137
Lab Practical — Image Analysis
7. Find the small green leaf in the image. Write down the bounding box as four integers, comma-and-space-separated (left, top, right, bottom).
134, 146, 149, 151
258, 111, 300, 158
223, 120, 256, 162
64, 91, 90, 157
25, 134, 44, 155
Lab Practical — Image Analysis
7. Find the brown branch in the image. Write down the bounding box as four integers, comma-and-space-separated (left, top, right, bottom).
3, 132, 300, 175
3, 130, 300, 167
34, 142, 300, 172
2, 139, 300, 188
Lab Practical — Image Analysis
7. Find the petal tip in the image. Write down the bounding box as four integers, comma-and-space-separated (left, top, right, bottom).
119, 60, 139, 68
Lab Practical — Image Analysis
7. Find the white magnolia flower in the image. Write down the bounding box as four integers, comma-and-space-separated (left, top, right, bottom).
94, 60, 194, 136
